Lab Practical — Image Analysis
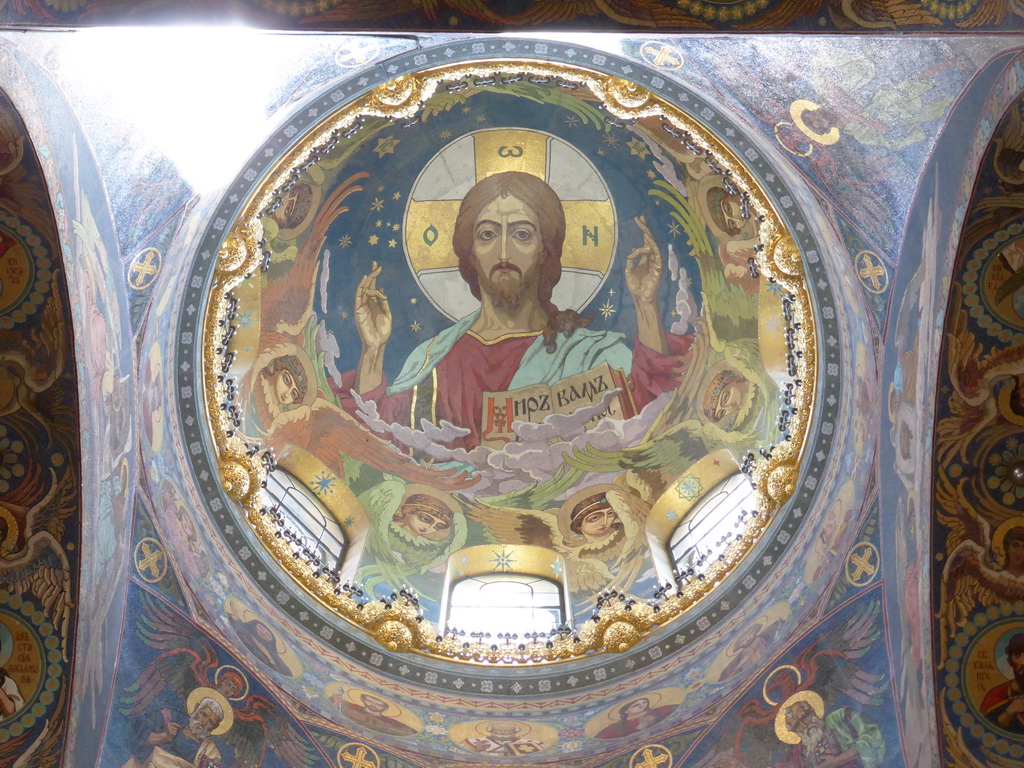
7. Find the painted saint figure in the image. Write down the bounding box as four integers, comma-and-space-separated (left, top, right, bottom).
338, 171, 692, 450
774, 697, 884, 768
595, 696, 676, 739
340, 692, 418, 737
460, 721, 546, 756
124, 694, 230, 768
980, 632, 1024, 733
0, 636, 23, 718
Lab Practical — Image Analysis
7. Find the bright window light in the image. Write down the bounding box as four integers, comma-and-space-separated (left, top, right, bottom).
669, 473, 754, 578
448, 574, 563, 638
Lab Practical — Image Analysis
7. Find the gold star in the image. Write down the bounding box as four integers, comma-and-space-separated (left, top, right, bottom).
341, 310, 349, 319
603, 134, 619, 147
564, 116, 579, 127
410, 298, 418, 304
370, 198, 384, 212
440, 130, 452, 139
410, 321, 422, 332
627, 137, 650, 160
377, 184, 385, 192
369, 235, 379, 245
373, 135, 400, 158
391, 223, 400, 231
462, 107, 471, 114
597, 149, 605, 156
375, 219, 383, 228
393, 191, 402, 200
599, 299, 616, 319
668, 222, 681, 236
338, 234, 352, 248
475, 115, 486, 123
647, 170, 656, 179
388, 239, 397, 248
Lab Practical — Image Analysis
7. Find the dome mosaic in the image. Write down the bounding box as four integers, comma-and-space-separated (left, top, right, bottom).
182, 43, 841, 682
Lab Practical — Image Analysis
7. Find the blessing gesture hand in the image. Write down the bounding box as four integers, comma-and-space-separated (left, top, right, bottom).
355, 261, 392, 352
624, 216, 663, 305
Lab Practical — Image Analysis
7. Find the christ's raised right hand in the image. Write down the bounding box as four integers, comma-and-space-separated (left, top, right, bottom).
355, 261, 392, 352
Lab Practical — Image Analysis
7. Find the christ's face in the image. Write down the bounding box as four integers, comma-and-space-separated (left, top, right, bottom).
472, 195, 542, 304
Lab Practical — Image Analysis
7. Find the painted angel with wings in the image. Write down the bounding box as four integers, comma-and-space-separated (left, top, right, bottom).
935, 285, 1024, 465
120, 593, 320, 768
720, 600, 889, 768
936, 460, 1024, 654
236, 171, 473, 491
463, 473, 653, 604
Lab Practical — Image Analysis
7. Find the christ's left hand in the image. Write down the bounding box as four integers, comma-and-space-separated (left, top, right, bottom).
625, 216, 668, 354
625, 215, 663, 305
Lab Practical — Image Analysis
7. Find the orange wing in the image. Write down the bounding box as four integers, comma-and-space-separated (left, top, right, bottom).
265, 398, 477, 490
260, 171, 369, 336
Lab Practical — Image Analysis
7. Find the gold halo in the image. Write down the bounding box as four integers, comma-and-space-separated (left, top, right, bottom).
773, 121, 814, 157
186, 686, 234, 736
341, 687, 404, 719
991, 516, 1024, 567
774, 690, 824, 745
214, 664, 250, 701
403, 127, 617, 321
789, 100, 840, 146
762, 665, 802, 706
0, 504, 19, 553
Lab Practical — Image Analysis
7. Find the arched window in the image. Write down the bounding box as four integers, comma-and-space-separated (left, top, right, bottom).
264, 468, 346, 574
448, 574, 563, 637
440, 545, 569, 639
668, 472, 755, 578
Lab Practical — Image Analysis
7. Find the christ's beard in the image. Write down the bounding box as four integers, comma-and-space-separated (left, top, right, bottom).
478, 262, 539, 310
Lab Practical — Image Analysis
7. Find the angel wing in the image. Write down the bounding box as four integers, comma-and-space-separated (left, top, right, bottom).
265, 397, 475, 490
462, 497, 560, 549
460, 497, 619, 594
798, 600, 887, 708
824, 0, 942, 29
227, 695, 320, 768
0, 531, 71, 660
261, 172, 369, 337
565, 481, 651, 597
119, 593, 218, 716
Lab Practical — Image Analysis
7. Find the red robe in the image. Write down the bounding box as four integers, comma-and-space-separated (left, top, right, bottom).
337, 331, 690, 451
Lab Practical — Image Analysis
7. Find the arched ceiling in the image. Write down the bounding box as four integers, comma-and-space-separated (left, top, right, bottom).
1, 15, 1024, 768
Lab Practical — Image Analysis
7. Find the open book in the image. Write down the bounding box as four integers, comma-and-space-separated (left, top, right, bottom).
480, 362, 636, 448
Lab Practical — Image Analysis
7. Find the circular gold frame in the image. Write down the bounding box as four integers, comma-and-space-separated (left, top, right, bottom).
202, 59, 817, 665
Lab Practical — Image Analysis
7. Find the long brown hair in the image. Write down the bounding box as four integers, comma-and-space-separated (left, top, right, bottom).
453, 171, 590, 352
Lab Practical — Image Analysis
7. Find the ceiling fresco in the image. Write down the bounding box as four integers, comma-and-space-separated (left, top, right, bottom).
2, 23, 1023, 768
0, 89, 80, 764
5, 0, 1024, 31
203, 54, 820, 663
931, 83, 1024, 765
134, 37, 876, 767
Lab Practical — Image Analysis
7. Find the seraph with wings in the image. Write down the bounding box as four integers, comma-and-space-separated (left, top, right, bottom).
120, 593, 321, 768
463, 473, 652, 603
713, 600, 888, 768
235, 171, 473, 491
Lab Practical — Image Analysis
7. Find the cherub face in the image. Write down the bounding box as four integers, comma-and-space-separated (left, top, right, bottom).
578, 508, 619, 541
269, 368, 300, 407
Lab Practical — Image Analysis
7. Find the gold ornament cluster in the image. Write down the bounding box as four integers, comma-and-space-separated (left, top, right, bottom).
201, 58, 817, 665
